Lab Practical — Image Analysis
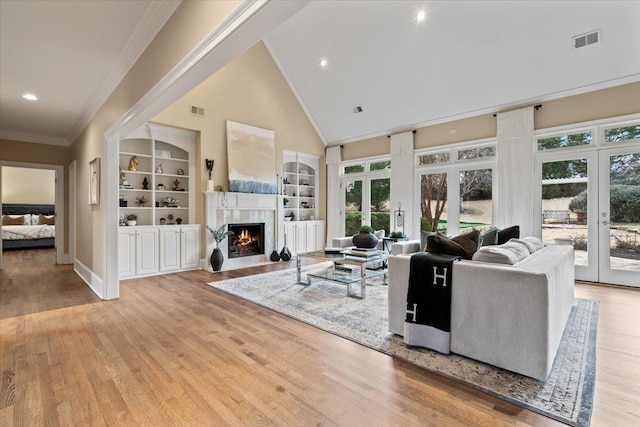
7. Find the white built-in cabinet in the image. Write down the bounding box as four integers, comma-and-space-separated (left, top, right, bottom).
283, 220, 325, 255
159, 225, 200, 272
118, 227, 159, 278
118, 123, 200, 279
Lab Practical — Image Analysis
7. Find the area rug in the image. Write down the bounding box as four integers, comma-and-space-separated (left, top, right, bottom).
206, 264, 597, 426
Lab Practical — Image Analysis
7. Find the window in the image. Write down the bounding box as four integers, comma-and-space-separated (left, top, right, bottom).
604, 125, 640, 143
458, 146, 496, 161
344, 164, 364, 174
537, 132, 592, 150
418, 152, 450, 165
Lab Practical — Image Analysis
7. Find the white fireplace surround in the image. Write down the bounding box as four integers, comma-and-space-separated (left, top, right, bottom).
204, 192, 281, 271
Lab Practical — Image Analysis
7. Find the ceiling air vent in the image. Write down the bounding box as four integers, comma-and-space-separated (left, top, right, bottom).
190, 105, 205, 117
573, 30, 600, 49
352, 105, 363, 114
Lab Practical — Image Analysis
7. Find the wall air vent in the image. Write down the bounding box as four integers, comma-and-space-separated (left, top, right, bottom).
573, 30, 600, 49
352, 105, 363, 114
190, 105, 205, 117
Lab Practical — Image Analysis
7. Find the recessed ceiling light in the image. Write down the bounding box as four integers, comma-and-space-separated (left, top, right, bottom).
319, 58, 328, 68
22, 93, 38, 101
416, 10, 426, 22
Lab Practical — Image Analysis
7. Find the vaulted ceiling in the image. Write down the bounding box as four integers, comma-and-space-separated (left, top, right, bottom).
1, 1, 639, 147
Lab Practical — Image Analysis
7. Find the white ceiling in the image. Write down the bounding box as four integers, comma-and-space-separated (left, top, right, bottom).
0, 0, 180, 146
264, 1, 640, 144
1, 1, 639, 148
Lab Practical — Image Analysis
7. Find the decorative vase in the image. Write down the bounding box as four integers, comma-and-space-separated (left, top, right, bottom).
206, 180, 214, 192
353, 232, 378, 249
270, 250, 281, 262
127, 220, 137, 226
210, 247, 224, 271
280, 233, 291, 261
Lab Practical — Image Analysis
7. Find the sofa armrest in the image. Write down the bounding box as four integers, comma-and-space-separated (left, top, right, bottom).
390, 240, 421, 255
387, 254, 413, 335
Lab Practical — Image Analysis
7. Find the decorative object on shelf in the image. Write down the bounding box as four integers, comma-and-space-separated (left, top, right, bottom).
142, 177, 149, 190
285, 212, 295, 222
135, 195, 149, 207
226, 120, 277, 194
176, 218, 183, 225
300, 201, 309, 209
164, 197, 178, 207
394, 203, 405, 235
283, 197, 289, 207
126, 213, 137, 226
280, 232, 291, 261
156, 163, 163, 174
207, 224, 234, 271
172, 179, 181, 191
353, 225, 378, 249
89, 157, 100, 205
119, 168, 126, 185
159, 217, 166, 225
167, 214, 174, 225
157, 183, 165, 191
270, 249, 281, 262
128, 156, 138, 172
119, 214, 126, 226
119, 194, 127, 207
206, 159, 215, 192
177, 168, 184, 176
156, 149, 171, 159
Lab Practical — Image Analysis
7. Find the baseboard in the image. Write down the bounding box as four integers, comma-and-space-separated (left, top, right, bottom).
74, 259, 105, 299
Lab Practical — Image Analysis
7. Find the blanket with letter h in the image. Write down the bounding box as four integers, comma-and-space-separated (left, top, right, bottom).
404, 252, 460, 353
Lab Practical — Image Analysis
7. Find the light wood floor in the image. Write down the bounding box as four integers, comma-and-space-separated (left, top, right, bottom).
1, 249, 638, 426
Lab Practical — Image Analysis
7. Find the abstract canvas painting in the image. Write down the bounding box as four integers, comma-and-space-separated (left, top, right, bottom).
226, 120, 277, 194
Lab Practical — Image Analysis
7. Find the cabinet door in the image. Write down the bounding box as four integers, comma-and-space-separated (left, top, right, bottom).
180, 226, 200, 269
305, 222, 317, 252
118, 229, 136, 278
316, 220, 326, 251
159, 227, 180, 272
283, 222, 298, 255
136, 228, 159, 275
295, 223, 307, 254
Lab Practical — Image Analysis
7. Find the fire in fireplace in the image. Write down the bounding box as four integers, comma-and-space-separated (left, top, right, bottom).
228, 223, 265, 258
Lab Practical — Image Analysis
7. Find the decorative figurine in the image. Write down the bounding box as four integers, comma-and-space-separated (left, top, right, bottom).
177, 168, 184, 175
156, 163, 163, 174
142, 177, 149, 190
160, 218, 166, 225
173, 179, 180, 190
206, 159, 214, 180
176, 218, 183, 225
128, 156, 139, 171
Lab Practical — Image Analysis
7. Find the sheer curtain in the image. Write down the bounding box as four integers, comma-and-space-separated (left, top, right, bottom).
496, 107, 535, 237
325, 146, 342, 246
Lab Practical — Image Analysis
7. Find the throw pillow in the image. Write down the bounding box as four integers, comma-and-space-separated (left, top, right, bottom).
426, 230, 480, 260
511, 237, 544, 253
497, 225, 520, 244
479, 227, 499, 247
2, 215, 25, 225
472, 240, 529, 265
38, 214, 55, 225
521, 236, 545, 252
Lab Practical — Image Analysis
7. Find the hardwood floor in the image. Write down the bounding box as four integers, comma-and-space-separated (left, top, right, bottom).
1, 249, 638, 426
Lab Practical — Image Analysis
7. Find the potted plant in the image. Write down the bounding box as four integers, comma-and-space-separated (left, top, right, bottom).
353, 225, 378, 249
126, 213, 138, 226
390, 230, 406, 239
206, 224, 234, 271
283, 197, 289, 207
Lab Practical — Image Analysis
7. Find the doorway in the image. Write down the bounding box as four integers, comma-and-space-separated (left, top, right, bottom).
535, 131, 639, 287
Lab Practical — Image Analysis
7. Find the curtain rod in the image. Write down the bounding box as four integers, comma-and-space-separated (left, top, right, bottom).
493, 104, 542, 118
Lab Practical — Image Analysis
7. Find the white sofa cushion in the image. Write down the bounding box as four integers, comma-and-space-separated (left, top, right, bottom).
513, 237, 544, 253
472, 240, 530, 264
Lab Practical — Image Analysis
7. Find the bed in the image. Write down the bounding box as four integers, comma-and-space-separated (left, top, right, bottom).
2, 204, 56, 250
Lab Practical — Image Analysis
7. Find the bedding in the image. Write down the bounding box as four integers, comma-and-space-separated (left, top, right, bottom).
2, 204, 56, 250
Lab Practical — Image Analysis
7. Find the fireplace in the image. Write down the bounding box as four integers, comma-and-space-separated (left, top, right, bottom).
228, 223, 265, 258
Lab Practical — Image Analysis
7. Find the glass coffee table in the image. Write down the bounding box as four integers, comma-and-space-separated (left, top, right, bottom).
296, 250, 388, 299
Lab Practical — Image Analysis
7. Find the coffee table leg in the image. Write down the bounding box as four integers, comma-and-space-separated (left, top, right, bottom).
361, 265, 366, 299
296, 255, 302, 283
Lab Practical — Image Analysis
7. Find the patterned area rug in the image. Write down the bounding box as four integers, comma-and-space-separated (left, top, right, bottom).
207, 263, 597, 426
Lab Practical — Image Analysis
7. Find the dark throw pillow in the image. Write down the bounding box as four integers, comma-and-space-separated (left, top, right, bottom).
497, 225, 520, 245
426, 230, 480, 260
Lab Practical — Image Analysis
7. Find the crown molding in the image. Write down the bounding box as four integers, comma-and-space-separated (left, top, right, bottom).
0, 129, 70, 146
66, 0, 181, 144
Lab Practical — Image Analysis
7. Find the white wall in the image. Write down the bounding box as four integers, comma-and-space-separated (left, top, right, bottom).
2, 166, 55, 204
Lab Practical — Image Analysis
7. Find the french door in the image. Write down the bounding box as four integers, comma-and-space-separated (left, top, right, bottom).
341, 176, 390, 236
537, 145, 639, 286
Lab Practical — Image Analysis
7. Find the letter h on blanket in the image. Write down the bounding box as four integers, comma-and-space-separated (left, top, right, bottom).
404, 252, 460, 354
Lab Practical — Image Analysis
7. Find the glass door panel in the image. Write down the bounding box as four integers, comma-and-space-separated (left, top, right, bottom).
419, 172, 448, 233
459, 169, 492, 233
370, 177, 390, 235
599, 148, 640, 286
344, 179, 363, 236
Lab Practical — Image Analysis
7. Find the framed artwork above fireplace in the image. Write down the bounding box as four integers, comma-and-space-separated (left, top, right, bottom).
226, 120, 277, 194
